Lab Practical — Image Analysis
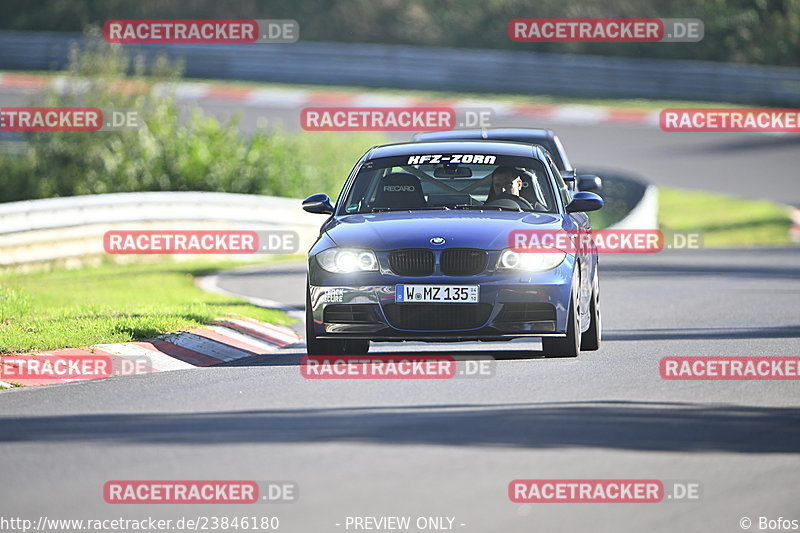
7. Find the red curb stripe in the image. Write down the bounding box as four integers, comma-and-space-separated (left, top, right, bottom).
189, 327, 271, 355
0, 76, 663, 130
0, 357, 68, 386
0, 74, 662, 129
212, 320, 293, 347
137, 340, 222, 367
0, 318, 293, 388
306, 91, 357, 105
203, 86, 255, 101
607, 109, 652, 123
0, 347, 122, 386
227, 316, 300, 341
511, 103, 558, 117
110, 80, 149, 95
1, 73, 47, 89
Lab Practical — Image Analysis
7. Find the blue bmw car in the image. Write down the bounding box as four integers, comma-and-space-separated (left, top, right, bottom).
302, 140, 603, 357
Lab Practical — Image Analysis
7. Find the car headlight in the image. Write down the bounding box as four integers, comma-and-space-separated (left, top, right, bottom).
498, 248, 566, 272
317, 248, 379, 273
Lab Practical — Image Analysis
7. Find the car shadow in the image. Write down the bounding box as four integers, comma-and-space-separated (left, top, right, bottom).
219, 345, 547, 368
3, 400, 799, 454
604, 325, 800, 341
601, 262, 800, 280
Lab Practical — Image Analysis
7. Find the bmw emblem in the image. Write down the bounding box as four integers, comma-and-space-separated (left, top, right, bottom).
430, 236, 446, 245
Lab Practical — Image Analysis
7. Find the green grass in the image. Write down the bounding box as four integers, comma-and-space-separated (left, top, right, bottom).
0, 259, 295, 355
658, 187, 793, 247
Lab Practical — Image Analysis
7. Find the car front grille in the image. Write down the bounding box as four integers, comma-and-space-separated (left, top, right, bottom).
389, 249, 434, 276
388, 248, 488, 276
440, 248, 488, 276
497, 303, 556, 322
323, 304, 380, 323
383, 303, 492, 330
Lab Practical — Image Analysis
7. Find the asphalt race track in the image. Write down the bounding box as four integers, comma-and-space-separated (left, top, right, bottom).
3, 249, 800, 531
1, 87, 800, 532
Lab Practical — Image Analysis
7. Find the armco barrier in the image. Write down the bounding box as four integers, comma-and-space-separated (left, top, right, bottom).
0, 31, 798, 105
0, 176, 657, 267
0, 191, 320, 267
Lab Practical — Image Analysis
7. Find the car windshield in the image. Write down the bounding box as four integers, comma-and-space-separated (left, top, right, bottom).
340, 153, 558, 214
415, 132, 567, 170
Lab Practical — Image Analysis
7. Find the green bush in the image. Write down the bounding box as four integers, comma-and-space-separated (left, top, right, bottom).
0, 29, 387, 203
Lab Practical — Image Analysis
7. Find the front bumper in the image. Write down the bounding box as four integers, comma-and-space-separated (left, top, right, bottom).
308, 260, 575, 341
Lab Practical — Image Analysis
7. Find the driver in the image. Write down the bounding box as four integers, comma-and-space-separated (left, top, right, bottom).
490, 166, 534, 209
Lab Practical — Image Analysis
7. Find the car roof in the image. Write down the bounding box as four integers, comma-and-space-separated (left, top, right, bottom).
366, 140, 547, 160
413, 128, 557, 143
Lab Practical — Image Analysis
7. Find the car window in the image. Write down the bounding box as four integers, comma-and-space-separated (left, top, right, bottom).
548, 158, 571, 208
552, 135, 572, 170
340, 154, 558, 214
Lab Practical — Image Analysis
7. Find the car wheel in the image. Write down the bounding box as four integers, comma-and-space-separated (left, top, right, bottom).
542, 288, 580, 358
581, 274, 601, 351
305, 284, 370, 356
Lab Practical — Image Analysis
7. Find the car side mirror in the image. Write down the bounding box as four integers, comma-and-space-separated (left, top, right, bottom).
578, 174, 602, 192
302, 193, 334, 214
566, 191, 604, 213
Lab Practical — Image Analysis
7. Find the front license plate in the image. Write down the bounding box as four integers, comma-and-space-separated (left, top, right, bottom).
395, 285, 479, 303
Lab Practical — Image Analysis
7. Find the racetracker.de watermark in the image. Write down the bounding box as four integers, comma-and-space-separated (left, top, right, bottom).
0, 355, 153, 380
509, 18, 703, 43
300, 107, 495, 131
104, 19, 299, 43
302, 107, 451, 131
660, 357, 800, 380
509, 480, 702, 503
0, 107, 141, 131
508, 229, 703, 253
103, 481, 298, 504
660, 109, 800, 133
300, 355, 496, 379
103, 230, 299, 254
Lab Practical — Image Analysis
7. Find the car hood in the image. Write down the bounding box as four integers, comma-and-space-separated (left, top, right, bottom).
325, 210, 566, 250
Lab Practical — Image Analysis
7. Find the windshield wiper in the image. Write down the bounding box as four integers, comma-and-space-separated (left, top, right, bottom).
370, 206, 450, 213
454, 204, 520, 211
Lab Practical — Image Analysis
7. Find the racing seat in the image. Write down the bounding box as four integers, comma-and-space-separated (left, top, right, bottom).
372, 173, 426, 209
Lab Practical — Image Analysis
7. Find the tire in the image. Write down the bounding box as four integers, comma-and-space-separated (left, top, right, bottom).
542, 287, 580, 358
305, 284, 370, 356
581, 274, 601, 351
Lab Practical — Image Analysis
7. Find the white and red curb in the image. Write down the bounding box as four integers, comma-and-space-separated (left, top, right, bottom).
0, 316, 300, 388
6, 72, 796, 134
0, 72, 658, 127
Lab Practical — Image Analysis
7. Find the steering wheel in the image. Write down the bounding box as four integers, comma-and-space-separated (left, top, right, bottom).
485, 194, 535, 211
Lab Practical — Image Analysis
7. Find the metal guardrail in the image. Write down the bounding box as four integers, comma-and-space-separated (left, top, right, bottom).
0, 31, 798, 105
0, 181, 657, 267
0, 191, 308, 233
0, 192, 320, 267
